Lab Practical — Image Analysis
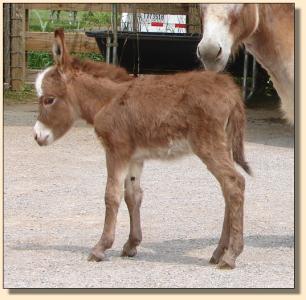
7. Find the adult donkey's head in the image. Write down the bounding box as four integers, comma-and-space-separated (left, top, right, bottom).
197, 4, 258, 71
33, 29, 78, 146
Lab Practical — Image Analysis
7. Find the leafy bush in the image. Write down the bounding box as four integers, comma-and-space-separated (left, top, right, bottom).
29, 10, 113, 32
4, 84, 36, 102
28, 51, 104, 69
73, 52, 104, 62
28, 10, 107, 69
80, 11, 112, 29
28, 51, 53, 69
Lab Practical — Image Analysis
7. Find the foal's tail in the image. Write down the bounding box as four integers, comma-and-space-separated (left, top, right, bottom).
227, 102, 252, 175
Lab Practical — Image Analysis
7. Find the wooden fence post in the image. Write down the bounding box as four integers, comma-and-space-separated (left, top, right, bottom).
10, 3, 26, 91
3, 3, 11, 89
187, 4, 201, 33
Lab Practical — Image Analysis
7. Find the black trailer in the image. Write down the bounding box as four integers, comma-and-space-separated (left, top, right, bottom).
86, 30, 272, 101
86, 31, 203, 74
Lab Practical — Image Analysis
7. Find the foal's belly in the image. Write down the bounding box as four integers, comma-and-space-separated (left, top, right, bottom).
132, 139, 192, 161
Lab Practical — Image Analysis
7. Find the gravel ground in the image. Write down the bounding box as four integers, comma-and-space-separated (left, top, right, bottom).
4, 101, 294, 289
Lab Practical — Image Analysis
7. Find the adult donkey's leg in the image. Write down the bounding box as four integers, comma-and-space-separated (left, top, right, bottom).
88, 152, 129, 262
121, 160, 144, 257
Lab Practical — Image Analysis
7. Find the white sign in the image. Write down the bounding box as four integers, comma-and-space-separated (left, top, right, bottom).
121, 13, 187, 33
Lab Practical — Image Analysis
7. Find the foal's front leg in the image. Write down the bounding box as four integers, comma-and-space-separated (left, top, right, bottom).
121, 160, 144, 257
88, 154, 129, 262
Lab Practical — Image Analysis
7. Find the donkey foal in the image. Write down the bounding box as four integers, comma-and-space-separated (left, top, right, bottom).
33, 29, 251, 269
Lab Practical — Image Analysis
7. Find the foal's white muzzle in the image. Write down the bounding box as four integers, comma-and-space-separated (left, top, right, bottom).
33, 121, 54, 146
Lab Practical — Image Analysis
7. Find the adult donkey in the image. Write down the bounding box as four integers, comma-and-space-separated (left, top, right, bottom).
197, 4, 294, 124
34, 29, 251, 269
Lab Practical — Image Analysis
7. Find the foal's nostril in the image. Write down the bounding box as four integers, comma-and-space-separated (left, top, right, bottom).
34, 133, 38, 141
216, 46, 222, 59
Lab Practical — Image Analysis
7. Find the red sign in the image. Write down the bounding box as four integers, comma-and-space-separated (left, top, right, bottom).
151, 22, 164, 27
175, 23, 186, 28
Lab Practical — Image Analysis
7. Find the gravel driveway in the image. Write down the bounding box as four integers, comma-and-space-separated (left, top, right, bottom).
4, 101, 294, 289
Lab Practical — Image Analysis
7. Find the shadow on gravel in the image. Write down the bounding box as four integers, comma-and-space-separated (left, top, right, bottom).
135, 234, 294, 266
10, 234, 293, 267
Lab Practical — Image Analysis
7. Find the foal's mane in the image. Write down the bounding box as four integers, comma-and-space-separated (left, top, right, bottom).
71, 57, 132, 82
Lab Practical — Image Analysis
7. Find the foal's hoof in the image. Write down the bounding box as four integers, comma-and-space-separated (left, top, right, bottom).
217, 260, 235, 269
209, 248, 226, 265
209, 255, 220, 265
217, 253, 236, 269
87, 249, 106, 262
121, 244, 137, 257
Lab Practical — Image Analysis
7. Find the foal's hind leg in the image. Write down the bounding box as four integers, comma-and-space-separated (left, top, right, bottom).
193, 142, 245, 269
209, 202, 230, 264
210, 123, 236, 264
121, 160, 144, 257
208, 156, 244, 269
218, 173, 245, 269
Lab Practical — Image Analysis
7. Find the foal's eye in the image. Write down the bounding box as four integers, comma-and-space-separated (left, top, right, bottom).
43, 97, 55, 106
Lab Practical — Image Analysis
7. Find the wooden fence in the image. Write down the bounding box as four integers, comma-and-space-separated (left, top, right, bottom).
5, 3, 201, 91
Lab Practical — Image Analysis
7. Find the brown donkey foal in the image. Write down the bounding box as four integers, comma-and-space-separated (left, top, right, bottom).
33, 29, 251, 269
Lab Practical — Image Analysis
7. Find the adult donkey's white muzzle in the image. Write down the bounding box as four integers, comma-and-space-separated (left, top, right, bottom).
33, 121, 54, 146
197, 41, 222, 62
197, 39, 227, 72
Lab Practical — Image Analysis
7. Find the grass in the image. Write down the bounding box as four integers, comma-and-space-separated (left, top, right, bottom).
28, 9, 108, 69
11, 9, 109, 100
29, 9, 113, 32
28, 51, 104, 69
28, 52, 53, 69
4, 85, 37, 104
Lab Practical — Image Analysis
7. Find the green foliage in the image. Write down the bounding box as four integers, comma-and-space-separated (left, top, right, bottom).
28, 51, 104, 69
80, 11, 112, 29
29, 9, 113, 32
72, 52, 104, 62
28, 51, 53, 69
263, 79, 278, 97
234, 76, 278, 100
28, 9, 106, 70
4, 84, 36, 102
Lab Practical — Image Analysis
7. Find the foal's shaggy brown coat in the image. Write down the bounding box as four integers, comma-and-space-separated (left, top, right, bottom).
34, 29, 250, 269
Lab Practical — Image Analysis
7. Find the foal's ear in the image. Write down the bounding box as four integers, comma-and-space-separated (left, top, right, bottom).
52, 28, 70, 71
